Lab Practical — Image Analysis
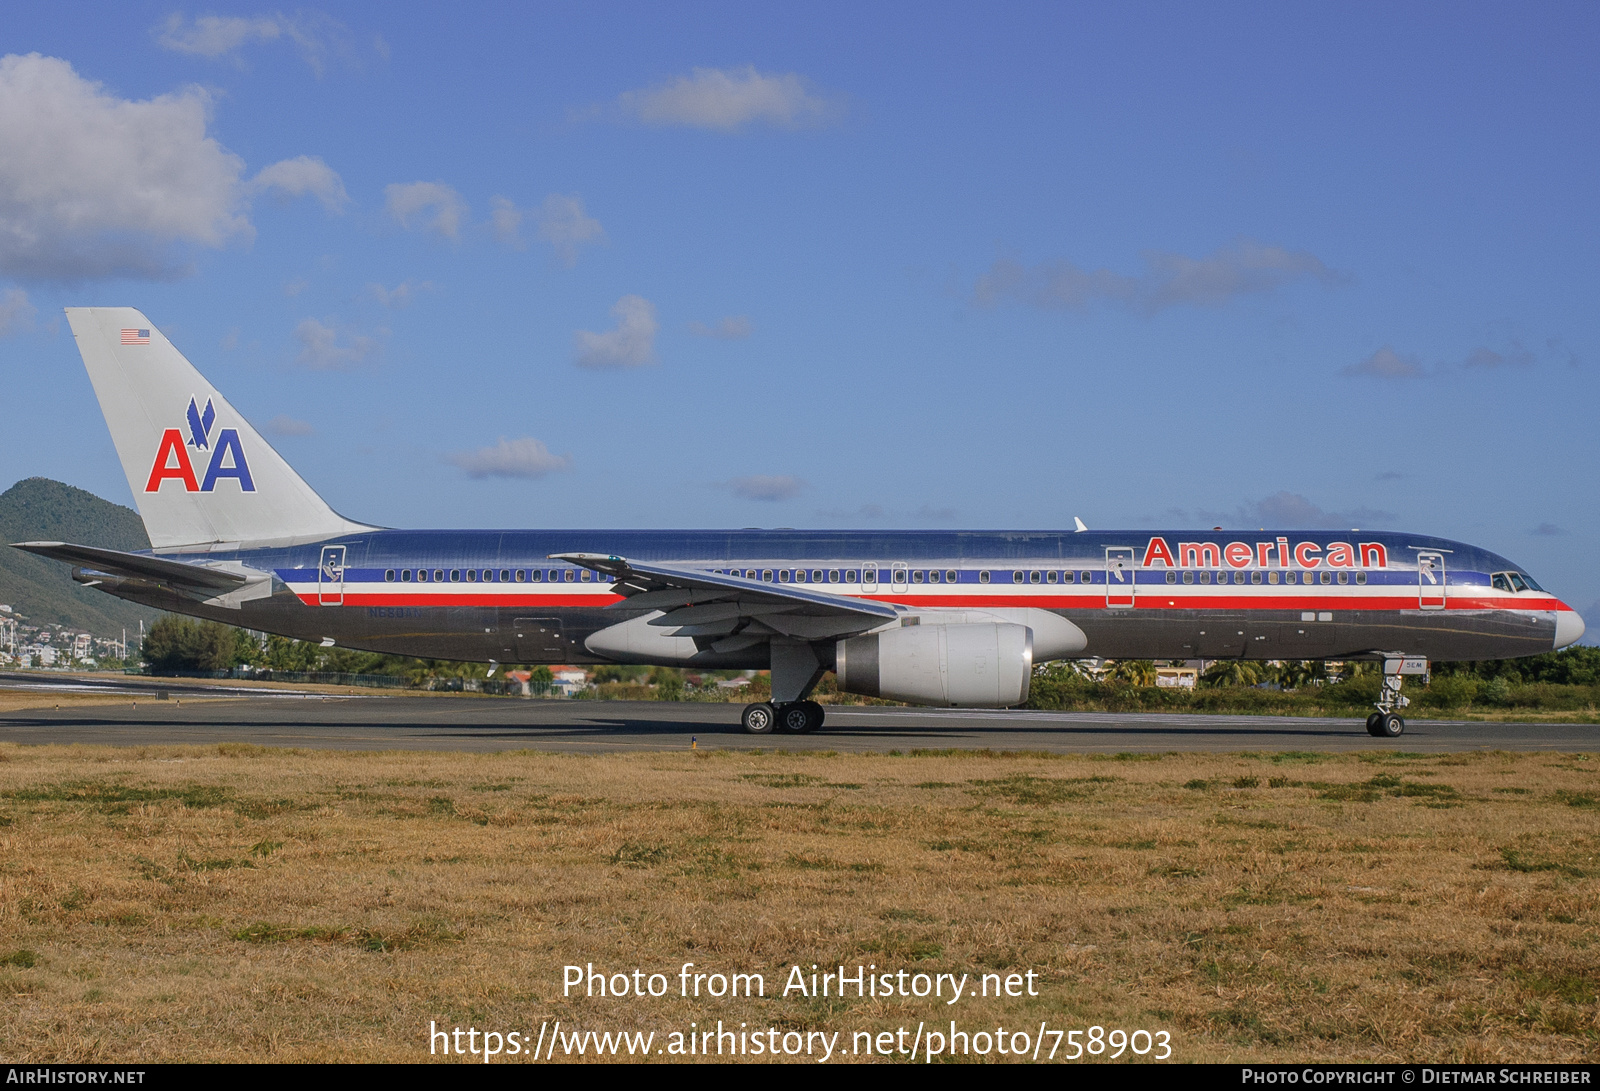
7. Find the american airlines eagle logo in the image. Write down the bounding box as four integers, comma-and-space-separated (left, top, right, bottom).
144, 397, 256, 493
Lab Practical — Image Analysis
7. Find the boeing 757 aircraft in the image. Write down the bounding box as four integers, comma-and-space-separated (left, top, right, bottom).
15, 308, 1586, 737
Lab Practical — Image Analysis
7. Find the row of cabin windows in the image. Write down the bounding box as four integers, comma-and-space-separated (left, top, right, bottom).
379, 567, 1375, 587
1164, 570, 1368, 586
711, 568, 1102, 585
383, 568, 614, 584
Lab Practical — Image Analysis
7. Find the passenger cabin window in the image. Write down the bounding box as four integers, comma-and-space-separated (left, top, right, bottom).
1269, 572, 1280, 585
1199, 572, 1211, 585
946, 570, 958, 583
1250, 572, 1261, 585
1029, 570, 1041, 584
1356, 572, 1366, 585
401, 569, 412, 582
466, 570, 477, 582
1183, 571, 1194, 584
1320, 571, 1331, 585
515, 570, 525, 582
564, 570, 575, 582
1165, 571, 1176, 584
433, 570, 444, 582
1012, 571, 1024, 584
845, 570, 858, 583
979, 571, 991, 584
1337, 572, 1349, 585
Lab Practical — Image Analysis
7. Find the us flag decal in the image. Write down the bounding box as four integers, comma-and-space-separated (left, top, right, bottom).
121, 328, 150, 345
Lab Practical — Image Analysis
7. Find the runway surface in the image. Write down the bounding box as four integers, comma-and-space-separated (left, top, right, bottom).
0, 691, 1593, 753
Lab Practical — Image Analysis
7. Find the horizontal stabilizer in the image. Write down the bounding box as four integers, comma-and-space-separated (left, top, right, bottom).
12, 541, 249, 592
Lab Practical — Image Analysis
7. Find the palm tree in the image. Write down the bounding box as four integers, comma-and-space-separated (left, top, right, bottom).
1201, 660, 1262, 688
1109, 659, 1158, 686
1272, 660, 1321, 690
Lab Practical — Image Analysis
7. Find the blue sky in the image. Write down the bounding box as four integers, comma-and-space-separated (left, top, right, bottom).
1, 2, 1596, 635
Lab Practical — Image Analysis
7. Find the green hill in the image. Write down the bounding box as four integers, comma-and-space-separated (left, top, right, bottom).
0, 477, 159, 638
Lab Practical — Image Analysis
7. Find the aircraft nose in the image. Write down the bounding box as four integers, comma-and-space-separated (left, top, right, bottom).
1554, 608, 1586, 649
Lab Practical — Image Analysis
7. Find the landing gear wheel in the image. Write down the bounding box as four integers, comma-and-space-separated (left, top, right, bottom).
800, 700, 825, 733
1376, 712, 1405, 738
741, 702, 777, 735
777, 703, 812, 734
1365, 712, 1384, 737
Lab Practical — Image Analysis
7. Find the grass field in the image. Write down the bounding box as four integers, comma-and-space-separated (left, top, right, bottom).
0, 743, 1596, 1063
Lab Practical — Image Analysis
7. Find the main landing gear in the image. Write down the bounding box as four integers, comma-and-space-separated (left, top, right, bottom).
1365, 656, 1425, 738
741, 701, 825, 735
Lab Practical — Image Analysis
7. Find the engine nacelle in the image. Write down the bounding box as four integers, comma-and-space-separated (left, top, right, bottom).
836, 622, 1032, 708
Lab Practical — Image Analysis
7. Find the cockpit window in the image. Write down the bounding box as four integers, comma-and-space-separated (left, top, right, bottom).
1492, 571, 1544, 593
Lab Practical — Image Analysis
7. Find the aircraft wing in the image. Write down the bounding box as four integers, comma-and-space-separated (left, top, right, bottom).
550, 552, 899, 643
12, 541, 250, 593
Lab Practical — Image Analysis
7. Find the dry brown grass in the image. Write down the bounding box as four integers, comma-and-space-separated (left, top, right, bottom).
0, 743, 1595, 1063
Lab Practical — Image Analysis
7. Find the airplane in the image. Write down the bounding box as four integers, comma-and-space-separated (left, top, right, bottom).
13, 308, 1586, 738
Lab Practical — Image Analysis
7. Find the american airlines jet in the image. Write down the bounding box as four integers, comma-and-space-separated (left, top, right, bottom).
15, 308, 1586, 738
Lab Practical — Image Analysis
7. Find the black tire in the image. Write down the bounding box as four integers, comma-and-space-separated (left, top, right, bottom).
742, 702, 777, 735
777, 703, 811, 734
801, 700, 825, 733
1365, 712, 1384, 737
1376, 713, 1405, 738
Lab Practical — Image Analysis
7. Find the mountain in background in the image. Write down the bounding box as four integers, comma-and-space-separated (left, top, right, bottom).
0, 477, 158, 637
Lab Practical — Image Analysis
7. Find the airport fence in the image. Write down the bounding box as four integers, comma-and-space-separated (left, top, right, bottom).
138, 668, 556, 697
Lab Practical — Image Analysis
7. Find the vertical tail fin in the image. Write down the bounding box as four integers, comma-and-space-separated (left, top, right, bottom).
65, 307, 372, 549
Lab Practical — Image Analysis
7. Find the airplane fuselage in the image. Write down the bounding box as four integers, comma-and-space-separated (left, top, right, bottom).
93, 527, 1576, 668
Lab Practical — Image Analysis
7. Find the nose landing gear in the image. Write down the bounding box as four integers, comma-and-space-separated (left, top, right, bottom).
1366, 656, 1426, 738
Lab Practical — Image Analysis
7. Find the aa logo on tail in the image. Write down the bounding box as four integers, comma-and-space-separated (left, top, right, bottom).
145, 397, 256, 493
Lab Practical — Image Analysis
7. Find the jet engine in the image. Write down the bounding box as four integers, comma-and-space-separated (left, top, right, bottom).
835, 622, 1032, 708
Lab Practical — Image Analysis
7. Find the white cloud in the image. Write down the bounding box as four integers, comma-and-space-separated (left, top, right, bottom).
1462, 343, 1535, 370
574, 295, 657, 368
293, 317, 379, 370
0, 288, 35, 336
535, 194, 604, 265
974, 239, 1345, 315
446, 437, 572, 479
1342, 346, 1426, 379
688, 315, 752, 340
282, 278, 308, 296
618, 66, 836, 130
726, 475, 806, 501
264, 415, 314, 436
156, 14, 284, 57
367, 279, 433, 308
1194, 491, 1396, 530
154, 12, 344, 75
246, 155, 347, 212
384, 181, 466, 239
489, 196, 524, 249
0, 53, 250, 280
